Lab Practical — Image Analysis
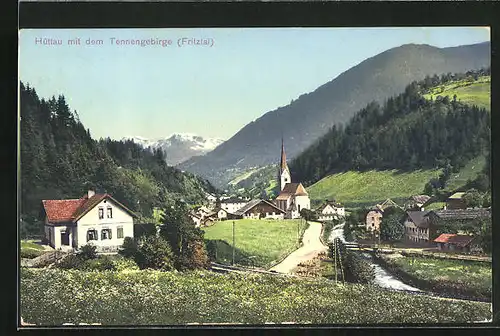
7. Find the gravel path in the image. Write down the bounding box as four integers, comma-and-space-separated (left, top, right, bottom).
269, 221, 327, 274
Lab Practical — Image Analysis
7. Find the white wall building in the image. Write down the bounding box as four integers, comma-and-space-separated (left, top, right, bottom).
42, 190, 136, 253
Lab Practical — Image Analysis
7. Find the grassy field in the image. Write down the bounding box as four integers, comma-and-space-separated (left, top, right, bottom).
203, 219, 306, 268
381, 254, 491, 300
21, 241, 45, 251
307, 169, 442, 208
444, 155, 487, 192
422, 76, 490, 111
20, 268, 492, 325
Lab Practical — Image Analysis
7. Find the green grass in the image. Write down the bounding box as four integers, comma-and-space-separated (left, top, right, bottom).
388, 255, 491, 298
21, 240, 45, 251
423, 76, 490, 111
203, 219, 305, 268
424, 202, 446, 211
20, 268, 492, 325
307, 169, 442, 208
444, 155, 487, 192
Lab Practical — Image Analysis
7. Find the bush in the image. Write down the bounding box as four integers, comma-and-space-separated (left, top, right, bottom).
119, 237, 138, 259
57, 254, 84, 270
111, 255, 139, 272
80, 256, 115, 271
79, 244, 98, 260
135, 235, 174, 271
21, 249, 44, 259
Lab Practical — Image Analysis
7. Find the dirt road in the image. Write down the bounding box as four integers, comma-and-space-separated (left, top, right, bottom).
269, 221, 327, 274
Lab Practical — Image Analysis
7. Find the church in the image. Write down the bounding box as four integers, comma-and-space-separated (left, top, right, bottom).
275, 140, 311, 219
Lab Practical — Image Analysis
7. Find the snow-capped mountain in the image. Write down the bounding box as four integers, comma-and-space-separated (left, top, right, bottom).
121, 133, 225, 166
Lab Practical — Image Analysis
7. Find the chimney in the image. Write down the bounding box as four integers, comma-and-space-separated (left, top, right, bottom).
421, 207, 425, 212
88, 190, 95, 198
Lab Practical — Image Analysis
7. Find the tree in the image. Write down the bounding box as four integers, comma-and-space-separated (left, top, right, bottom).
478, 218, 492, 254
380, 215, 405, 245
300, 208, 318, 221
463, 189, 483, 208
159, 199, 209, 270
78, 244, 98, 260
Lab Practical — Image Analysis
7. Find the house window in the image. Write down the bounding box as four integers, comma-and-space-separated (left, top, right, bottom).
298, 205, 301, 212
87, 229, 98, 242
117, 227, 124, 239
101, 228, 112, 240
107, 207, 113, 219
98, 208, 104, 219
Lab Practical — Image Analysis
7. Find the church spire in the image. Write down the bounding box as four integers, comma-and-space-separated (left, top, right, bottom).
280, 138, 290, 174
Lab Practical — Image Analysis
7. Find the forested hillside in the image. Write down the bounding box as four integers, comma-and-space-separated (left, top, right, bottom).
179, 42, 490, 188
291, 68, 491, 188
20, 82, 216, 237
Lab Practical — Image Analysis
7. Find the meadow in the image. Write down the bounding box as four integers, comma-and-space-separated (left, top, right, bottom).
203, 219, 306, 268
20, 268, 491, 325
378, 254, 492, 301
423, 76, 490, 112
307, 169, 442, 209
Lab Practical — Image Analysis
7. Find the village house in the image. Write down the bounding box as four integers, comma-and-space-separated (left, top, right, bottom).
189, 212, 202, 228
275, 140, 310, 219
405, 195, 431, 211
316, 200, 345, 221
41, 190, 136, 253
446, 192, 467, 210
433, 233, 481, 253
365, 199, 403, 232
404, 210, 433, 244
365, 206, 383, 232
220, 197, 249, 214
233, 199, 286, 220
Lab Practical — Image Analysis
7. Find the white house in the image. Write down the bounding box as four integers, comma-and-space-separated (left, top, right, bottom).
220, 197, 249, 213
275, 139, 311, 219
42, 190, 136, 253
316, 200, 345, 221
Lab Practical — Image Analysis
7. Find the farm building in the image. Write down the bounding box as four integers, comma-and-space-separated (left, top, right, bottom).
405, 195, 431, 210
233, 199, 285, 220
433, 234, 481, 253
446, 192, 467, 210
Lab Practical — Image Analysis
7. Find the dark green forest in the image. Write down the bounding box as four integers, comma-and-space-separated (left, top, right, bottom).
20, 82, 216, 237
290, 68, 491, 187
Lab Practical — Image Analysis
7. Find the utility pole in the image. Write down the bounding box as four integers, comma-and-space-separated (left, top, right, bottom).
334, 238, 338, 282
232, 221, 235, 266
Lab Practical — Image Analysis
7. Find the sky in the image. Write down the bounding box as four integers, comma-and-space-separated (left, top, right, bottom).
19, 27, 490, 141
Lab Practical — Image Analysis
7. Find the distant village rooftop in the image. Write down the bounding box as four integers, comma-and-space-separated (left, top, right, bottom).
428, 208, 491, 220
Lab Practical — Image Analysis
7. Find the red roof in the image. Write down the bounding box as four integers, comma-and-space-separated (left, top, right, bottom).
433, 234, 476, 247
42, 193, 136, 224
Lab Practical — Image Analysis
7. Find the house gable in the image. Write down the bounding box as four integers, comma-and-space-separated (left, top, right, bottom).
77, 198, 134, 226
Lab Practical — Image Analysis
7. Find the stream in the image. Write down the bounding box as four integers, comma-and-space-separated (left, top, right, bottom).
329, 223, 421, 292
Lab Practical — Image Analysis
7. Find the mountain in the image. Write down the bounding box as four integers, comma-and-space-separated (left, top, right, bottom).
178, 42, 491, 188
122, 133, 225, 166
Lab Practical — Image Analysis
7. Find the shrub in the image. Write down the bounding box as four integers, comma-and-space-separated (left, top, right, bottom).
79, 244, 98, 260
21, 249, 44, 259
135, 235, 174, 271
119, 237, 138, 259
111, 255, 139, 272
80, 256, 115, 271
56, 254, 84, 270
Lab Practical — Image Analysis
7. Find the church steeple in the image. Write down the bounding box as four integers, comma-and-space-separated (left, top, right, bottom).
280, 138, 290, 174
279, 138, 291, 191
